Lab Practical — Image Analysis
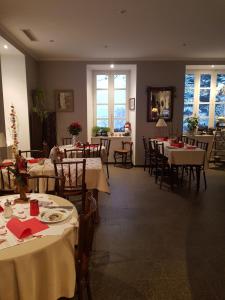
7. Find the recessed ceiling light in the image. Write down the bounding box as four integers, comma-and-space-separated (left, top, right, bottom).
211, 65, 215, 68
110, 64, 114, 69
49, 40, 55, 43
3, 45, 8, 49
104, 45, 108, 48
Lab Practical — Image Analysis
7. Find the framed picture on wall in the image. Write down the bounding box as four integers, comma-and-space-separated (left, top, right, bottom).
55, 90, 74, 112
128, 97, 135, 110
147, 86, 174, 122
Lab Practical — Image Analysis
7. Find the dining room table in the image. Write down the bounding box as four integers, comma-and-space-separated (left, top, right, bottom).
0, 193, 78, 300
157, 139, 206, 190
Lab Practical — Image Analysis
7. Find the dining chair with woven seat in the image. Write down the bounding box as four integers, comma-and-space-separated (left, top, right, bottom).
19, 149, 45, 158
64, 147, 85, 159
114, 141, 133, 168
75, 191, 97, 300
0, 166, 15, 195
143, 136, 150, 171
27, 175, 65, 197
100, 138, 111, 178
62, 137, 72, 145
84, 143, 102, 158
54, 159, 87, 212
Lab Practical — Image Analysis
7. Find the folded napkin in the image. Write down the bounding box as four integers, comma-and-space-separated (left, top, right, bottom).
0, 206, 4, 212
27, 158, 41, 164
7, 217, 49, 239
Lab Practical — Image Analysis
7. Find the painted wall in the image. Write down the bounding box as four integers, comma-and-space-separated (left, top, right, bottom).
1, 54, 30, 151
38, 60, 225, 165
38, 61, 87, 144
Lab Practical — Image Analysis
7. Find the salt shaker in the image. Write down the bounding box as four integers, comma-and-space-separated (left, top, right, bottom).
3, 200, 13, 218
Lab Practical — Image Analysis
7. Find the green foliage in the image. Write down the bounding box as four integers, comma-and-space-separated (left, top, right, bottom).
185, 115, 199, 131
92, 126, 110, 136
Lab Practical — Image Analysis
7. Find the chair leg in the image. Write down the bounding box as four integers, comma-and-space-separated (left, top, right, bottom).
106, 163, 109, 178
86, 273, 92, 300
203, 169, 207, 190
144, 156, 146, 171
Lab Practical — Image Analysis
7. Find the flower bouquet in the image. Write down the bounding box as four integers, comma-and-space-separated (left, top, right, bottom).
68, 121, 82, 145
8, 155, 29, 202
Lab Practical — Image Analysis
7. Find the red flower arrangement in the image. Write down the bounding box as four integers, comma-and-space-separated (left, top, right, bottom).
68, 121, 82, 136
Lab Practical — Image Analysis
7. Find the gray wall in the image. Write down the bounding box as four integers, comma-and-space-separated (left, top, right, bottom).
26, 55, 39, 110
37, 59, 225, 165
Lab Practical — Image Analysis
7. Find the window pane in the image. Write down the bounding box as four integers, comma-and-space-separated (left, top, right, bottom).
199, 89, 210, 102
216, 74, 225, 102
183, 104, 193, 116
215, 104, 225, 116
96, 105, 108, 118
184, 87, 194, 103
114, 74, 126, 89
185, 74, 195, 88
96, 90, 108, 104
114, 105, 126, 118
198, 118, 209, 128
183, 118, 189, 132
114, 119, 125, 132
199, 104, 209, 117
97, 119, 108, 127
200, 74, 211, 88
96, 75, 108, 89
114, 90, 126, 104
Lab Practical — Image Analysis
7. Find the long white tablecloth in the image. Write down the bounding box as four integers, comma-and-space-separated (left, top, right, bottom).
0, 194, 78, 300
163, 141, 206, 165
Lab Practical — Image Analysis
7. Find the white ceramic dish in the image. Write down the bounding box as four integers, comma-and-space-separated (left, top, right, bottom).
39, 208, 71, 223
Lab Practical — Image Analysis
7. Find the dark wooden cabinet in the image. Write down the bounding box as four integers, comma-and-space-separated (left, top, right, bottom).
30, 112, 56, 154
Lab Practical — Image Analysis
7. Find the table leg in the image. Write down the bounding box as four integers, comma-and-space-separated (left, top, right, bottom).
196, 166, 200, 192
93, 189, 100, 224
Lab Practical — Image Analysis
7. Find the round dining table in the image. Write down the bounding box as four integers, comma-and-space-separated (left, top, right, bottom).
0, 194, 78, 300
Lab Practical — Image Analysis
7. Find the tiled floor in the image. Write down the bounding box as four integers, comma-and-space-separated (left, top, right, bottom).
90, 166, 225, 300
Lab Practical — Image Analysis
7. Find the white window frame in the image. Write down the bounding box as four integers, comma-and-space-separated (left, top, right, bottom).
184, 69, 225, 130
93, 70, 130, 132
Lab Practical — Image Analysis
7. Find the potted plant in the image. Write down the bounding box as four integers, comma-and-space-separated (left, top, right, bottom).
185, 115, 199, 134
92, 126, 101, 137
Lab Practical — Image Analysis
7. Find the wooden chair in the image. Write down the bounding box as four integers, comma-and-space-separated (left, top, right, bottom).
186, 137, 196, 146
75, 192, 97, 300
54, 159, 87, 212
195, 141, 208, 190
178, 135, 188, 144
64, 147, 85, 158
19, 149, 44, 158
100, 138, 111, 178
148, 138, 157, 175
0, 166, 15, 195
114, 141, 133, 168
143, 136, 150, 171
84, 143, 102, 158
62, 137, 72, 145
27, 175, 65, 197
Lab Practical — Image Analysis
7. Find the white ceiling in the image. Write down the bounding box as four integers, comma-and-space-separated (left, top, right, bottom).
0, 0, 225, 61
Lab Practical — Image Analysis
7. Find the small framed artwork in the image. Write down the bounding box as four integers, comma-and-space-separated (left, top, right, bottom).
129, 98, 135, 110
55, 90, 74, 112
147, 86, 174, 122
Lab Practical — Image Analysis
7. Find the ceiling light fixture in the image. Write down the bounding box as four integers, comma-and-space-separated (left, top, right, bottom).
119, 9, 127, 14
211, 65, 215, 68
49, 40, 55, 43
3, 45, 8, 49
110, 64, 114, 69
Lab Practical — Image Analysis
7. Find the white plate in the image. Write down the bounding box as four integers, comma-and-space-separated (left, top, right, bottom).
39, 208, 71, 223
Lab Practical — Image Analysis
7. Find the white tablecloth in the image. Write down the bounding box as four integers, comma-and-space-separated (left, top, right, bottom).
0, 194, 78, 300
163, 141, 206, 165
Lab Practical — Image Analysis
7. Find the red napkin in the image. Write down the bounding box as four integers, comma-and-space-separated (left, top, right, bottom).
0, 161, 13, 169
7, 217, 48, 239
27, 158, 41, 164
0, 206, 4, 212
171, 143, 179, 148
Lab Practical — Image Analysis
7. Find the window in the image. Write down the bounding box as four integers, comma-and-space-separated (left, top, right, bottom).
183, 70, 225, 131
94, 72, 128, 132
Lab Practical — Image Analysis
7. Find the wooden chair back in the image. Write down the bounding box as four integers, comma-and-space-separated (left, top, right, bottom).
84, 143, 102, 158
122, 141, 133, 153
76, 192, 97, 300
100, 138, 111, 157
196, 141, 209, 151
154, 141, 165, 156
0, 166, 15, 195
143, 136, 149, 152
18, 149, 44, 158
62, 137, 72, 145
64, 147, 85, 158
27, 175, 65, 197
54, 159, 86, 212
186, 137, 196, 146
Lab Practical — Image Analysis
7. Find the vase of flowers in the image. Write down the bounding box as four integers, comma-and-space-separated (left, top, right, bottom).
68, 121, 82, 145
8, 155, 29, 202
185, 115, 199, 135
